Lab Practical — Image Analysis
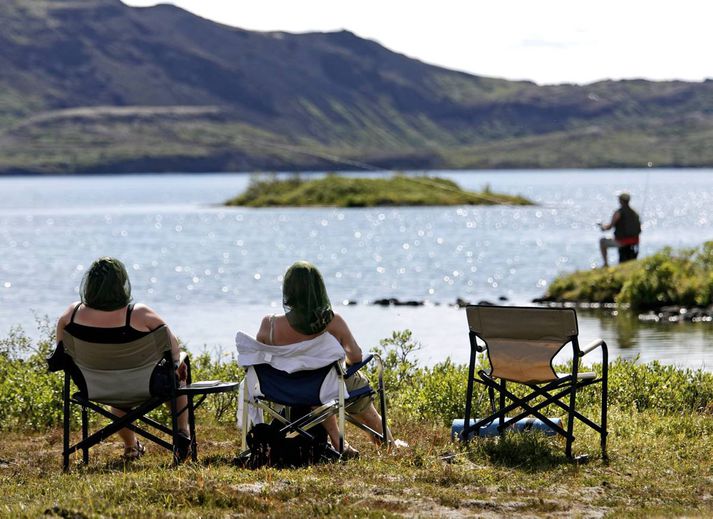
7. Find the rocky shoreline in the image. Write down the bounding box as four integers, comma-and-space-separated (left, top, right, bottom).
358, 296, 713, 324
364, 296, 508, 308
533, 298, 713, 323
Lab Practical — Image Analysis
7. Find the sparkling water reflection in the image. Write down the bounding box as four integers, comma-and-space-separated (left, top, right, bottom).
1, 170, 712, 368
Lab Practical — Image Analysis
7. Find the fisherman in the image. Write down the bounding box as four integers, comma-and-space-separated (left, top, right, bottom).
598, 192, 641, 267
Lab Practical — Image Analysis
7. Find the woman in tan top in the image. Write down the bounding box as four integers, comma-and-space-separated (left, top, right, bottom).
55, 257, 191, 461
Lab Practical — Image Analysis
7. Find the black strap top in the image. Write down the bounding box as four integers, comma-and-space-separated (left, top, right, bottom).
64, 303, 153, 343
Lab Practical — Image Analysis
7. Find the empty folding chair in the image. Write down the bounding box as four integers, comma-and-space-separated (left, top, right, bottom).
460, 305, 608, 459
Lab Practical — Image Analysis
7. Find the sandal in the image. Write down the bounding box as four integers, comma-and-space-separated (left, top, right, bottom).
123, 440, 145, 461
174, 431, 192, 463
340, 444, 360, 461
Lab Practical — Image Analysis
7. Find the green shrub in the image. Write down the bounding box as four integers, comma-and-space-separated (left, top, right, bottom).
0, 323, 69, 429
547, 240, 713, 309
1, 326, 711, 432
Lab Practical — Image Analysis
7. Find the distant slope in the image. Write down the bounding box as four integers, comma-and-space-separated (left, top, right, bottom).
1, 0, 712, 174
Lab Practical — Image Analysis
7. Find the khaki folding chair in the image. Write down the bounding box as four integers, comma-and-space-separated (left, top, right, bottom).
56, 325, 238, 470
461, 305, 608, 459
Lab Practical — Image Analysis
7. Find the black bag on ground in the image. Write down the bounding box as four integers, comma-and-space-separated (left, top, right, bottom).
245, 406, 331, 469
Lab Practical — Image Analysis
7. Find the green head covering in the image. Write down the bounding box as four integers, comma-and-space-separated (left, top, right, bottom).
80, 257, 132, 311
283, 261, 334, 335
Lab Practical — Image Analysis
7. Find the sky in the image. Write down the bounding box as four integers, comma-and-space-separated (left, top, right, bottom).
121, 1, 712, 86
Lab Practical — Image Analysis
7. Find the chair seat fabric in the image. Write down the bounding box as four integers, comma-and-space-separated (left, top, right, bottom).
63, 325, 172, 408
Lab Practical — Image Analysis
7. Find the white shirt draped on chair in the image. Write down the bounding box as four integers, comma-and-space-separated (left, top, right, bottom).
235, 331, 347, 429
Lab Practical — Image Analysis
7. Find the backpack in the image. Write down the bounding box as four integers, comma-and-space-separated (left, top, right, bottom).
245, 406, 334, 468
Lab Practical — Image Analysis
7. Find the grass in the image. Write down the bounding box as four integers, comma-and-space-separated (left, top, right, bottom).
2, 409, 713, 517
2, 328, 713, 516
544, 241, 713, 310
225, 174, 532, 207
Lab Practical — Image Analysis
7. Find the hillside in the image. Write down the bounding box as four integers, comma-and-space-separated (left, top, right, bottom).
1, 0, 712, 173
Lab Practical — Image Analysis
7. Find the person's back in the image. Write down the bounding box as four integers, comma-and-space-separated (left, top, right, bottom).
613, 204, 641, 242
599, 192, 641, 267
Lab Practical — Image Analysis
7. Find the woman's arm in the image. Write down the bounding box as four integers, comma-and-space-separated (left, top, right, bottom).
600, 210, 621, 231
55, 302, 78, 344
327, 314, 362, 364
132, 305, 183, 373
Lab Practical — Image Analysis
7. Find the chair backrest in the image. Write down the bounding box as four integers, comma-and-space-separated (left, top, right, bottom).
466, 305, 579, 383
62, 325, 172, 407
253, 364, 335, 406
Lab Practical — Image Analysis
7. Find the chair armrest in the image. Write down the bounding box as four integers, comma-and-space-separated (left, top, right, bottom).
345, 354, 374, 377
469, 331, 486, 352
580, 338, 608, 357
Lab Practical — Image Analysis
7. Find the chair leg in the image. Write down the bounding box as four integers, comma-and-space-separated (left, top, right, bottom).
241, 381, 249, 453
463, 343, 477, 441
170, 396, 179, 465
338, 376, 345, 454
187, 395, 197, 462
565, 385, 577, 458
498, 380, 506, 436
63, 373, 70, 472
488, 386, 496, 414
601, 365, 609, 459
81, 406, 89, 465
377, 374, 389, 446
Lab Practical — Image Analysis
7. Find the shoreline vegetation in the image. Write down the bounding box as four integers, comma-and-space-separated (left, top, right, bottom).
1, 327, 713, 516
224, 174, 533, 207
538, 241, 713, 321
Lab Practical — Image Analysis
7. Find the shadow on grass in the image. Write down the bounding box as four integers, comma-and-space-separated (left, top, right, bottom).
466, 432, 571, 471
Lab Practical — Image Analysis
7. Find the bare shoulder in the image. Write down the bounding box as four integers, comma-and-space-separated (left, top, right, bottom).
57, 301, 80, 327
256, 315, 272, 342
327, 313, 351, 334
131, 303, 166, 329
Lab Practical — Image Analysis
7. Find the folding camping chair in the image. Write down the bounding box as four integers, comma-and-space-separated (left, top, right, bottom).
238, 353, 389, 461
460, 305, 608, 459
55, 324, 238, 471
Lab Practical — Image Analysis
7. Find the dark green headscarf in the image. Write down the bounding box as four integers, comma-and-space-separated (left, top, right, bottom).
283, 261, 334, 335
80, 257, 132, 311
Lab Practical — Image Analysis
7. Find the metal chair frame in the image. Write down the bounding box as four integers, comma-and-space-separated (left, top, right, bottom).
461, 305, 609, 459
62, 353, 238, 471
239, 354, 389, 459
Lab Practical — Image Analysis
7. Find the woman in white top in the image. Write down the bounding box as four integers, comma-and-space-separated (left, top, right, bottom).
256, 260, 390, 458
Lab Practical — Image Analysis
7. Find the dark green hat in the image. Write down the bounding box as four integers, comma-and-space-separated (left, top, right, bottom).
283, 261, 334, 335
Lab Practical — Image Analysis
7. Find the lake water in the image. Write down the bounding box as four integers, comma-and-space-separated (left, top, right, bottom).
1, 169, 712, 369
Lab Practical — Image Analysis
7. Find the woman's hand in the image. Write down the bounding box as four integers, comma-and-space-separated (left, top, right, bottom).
176, 361, 188, 383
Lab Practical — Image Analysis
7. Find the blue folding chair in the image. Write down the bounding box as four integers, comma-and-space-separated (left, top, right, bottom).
239, 354, 389, 460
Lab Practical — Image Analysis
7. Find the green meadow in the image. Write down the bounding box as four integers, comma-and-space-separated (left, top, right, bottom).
1, 327, 712, 517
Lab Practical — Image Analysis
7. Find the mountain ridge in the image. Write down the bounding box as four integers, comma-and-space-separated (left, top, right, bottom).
0, 0, 712, 174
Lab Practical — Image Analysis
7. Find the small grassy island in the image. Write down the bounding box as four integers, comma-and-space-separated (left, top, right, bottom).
543, 241, 713, 310
225, 175, 533, 207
